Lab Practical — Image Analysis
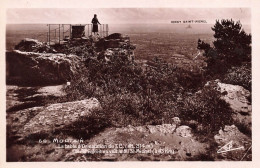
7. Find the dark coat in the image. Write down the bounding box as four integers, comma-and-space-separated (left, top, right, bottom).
92, 17, 101, 32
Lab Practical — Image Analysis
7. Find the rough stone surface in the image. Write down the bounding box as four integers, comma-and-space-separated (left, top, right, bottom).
147, 124, 176, 134
171, 117, 181, 125
8, 98, 100, 138
176, 125, 192, 137
214, 125, 251, 160
206, 80, 251, 114
6, 50, 84, 84
63, 124, 207, 161
214, 125, 250, 145
95, 33, 135, 62
105, 33, 124, 40
116, 124, 177, 135
205, 80, 252, 134
6, 85, 66, 113
37, 85, 66, 97
6, 85, 24, 111
14, 38, 56, 53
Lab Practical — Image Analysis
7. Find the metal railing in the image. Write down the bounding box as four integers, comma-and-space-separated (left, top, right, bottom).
45, 24, 109, 45
85, 24, 109, 37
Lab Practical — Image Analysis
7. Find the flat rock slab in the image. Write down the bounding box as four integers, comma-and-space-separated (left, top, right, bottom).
217, 82, 251, 114
64, 124, 207, 161
8, 98, 100, 139
206, 80, 251, 114
6, 84, 66, 113
34, 85, 66, 97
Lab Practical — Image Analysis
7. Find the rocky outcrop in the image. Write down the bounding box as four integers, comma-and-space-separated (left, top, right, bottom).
214, 125, 251, 160
105, 33, 123, 40
205, 80, 251, 114
7, 98, 101, 140
6, 85, 66, 113
176, 126, 193, 137
7, 34, 136, 85
15, 38, 56, 53
36, 85, 66, 97
172, 117, 181, 125
6, 50, 84, 84
117, 124, 177, 134
63, 124, 206, 161
214, 125, 250, 145
205, 80, 252, 133
95, 33, 135, 63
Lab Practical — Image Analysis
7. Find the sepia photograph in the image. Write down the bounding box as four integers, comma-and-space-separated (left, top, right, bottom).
2, 1, 257, 166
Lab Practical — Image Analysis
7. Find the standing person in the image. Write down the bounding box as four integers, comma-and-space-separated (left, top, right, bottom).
92, 14, 101, 35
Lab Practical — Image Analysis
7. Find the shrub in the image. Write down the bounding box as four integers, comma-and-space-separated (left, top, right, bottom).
61, 55, 194, 127
59, 37, 225, 131
178, 86, 234, 135
222, 63, 251, 91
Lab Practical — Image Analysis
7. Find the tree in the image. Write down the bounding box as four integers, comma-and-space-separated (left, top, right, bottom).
198, 19, 251, 76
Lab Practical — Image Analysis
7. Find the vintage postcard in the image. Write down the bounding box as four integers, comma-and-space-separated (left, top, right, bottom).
1, 0, 260, 168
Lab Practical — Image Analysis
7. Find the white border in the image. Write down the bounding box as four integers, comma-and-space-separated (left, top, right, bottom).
1, 0, 260, 168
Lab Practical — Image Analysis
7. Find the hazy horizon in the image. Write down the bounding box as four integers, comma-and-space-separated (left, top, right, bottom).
6, 23, 251, 34
7, 8, 251, 25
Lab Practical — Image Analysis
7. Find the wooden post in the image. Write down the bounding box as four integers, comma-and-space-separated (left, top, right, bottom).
46, 32, 48, 43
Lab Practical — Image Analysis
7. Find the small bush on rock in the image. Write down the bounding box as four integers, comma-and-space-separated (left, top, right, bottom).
179, 86, 234, 135
222, 63, 251, 91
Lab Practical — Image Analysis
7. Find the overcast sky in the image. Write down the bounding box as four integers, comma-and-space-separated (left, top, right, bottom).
7, 8, 251, 25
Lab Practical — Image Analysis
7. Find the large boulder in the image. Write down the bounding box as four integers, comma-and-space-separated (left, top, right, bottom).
205, 80, 251, 114
95, 33, 135, 51
214, 125, 251, 160
6, 98, 101, 161
6, 50, 84, 85
7, 98, 101, 139
6, 84, 66, 113
147, 124, 177, 134
214, 125, 250, 145
171, 117, 181, 125
95, 33, 136, 63
14, 38, 56, 53
205, 80, 252, 133
105, 33, 124, 40
176, 125, 192, 137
